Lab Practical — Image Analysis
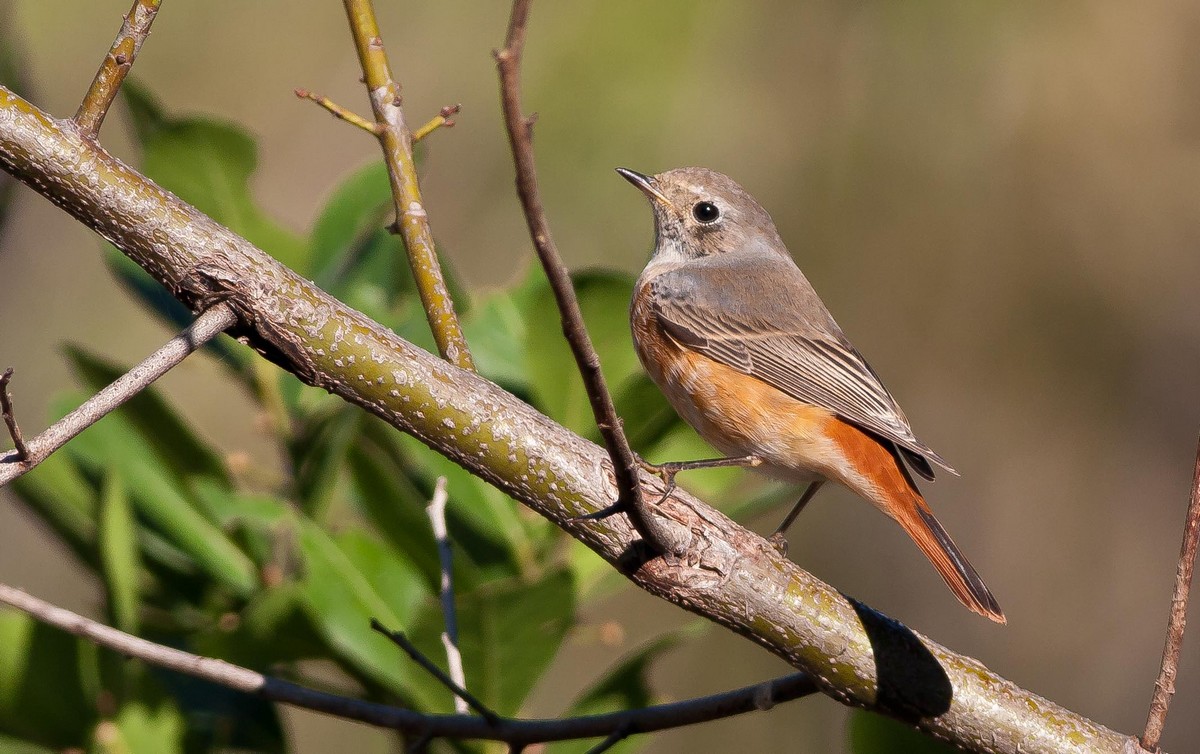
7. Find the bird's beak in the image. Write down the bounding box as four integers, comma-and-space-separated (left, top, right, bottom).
616, 167, 671, 207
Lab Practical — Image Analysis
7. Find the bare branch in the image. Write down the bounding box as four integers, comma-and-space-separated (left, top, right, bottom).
1141, 434, 1200, 751
0, 582, 817, 745
411, 104, 460, 144
585, 725, 630, 754
294, 88, 380, 135
74, 0, 162, 137
370, 619, 498, 724
0, 303, 237, 486
494, 0, 671, 554
425, 476, 468, 714
0, 368, 29, 461
0, 84, 1147, 753
339, 0, 474, 370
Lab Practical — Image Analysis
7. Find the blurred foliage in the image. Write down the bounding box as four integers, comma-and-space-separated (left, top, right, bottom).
1, 88, 759, 752
847, 710, 958, 754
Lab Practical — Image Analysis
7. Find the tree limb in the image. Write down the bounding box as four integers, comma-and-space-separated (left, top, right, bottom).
0, 303, 237, 486
0, 84, 1145, 754
0, 582, 817, 746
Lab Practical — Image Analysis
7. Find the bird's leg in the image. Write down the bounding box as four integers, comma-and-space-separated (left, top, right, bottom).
642, 454, 762, 503
575, 455, 762, 523
767, 480, 826, 556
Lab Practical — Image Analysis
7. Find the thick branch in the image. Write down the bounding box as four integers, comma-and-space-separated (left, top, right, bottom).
494, 0, 668, 552
0, 583, 817, 745
1141, 434, 1200, 751
74, 0, 162, 137
0, 303, 237, 486
340, 0, 473, 370
0, 86, 1144, 754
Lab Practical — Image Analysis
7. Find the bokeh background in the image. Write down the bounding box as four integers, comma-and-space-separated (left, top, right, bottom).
3, 0, 1200, 751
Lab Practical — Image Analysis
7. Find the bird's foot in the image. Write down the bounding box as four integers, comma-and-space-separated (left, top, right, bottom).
768, 531, 789, 557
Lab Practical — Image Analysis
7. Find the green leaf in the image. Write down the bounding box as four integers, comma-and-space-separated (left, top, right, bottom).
296, 522, 437, 706
359, 420, 531, 581
612, 373, 682, 452
142, 122, 305, 272
99, 471, 140, 633
309, 161, 396, 289
346, 437, 444, 589
0, 611, 93, 747
0, 732, 56, 754
120, 80, 168, 145
524, 271, 642, 437
291, 406, 362, 519
104, 244, 211, 333
450, 567, 576, 716
104, 697, 186, 754
193, 583, 324, 669
462, 265, 543, 393
848, 709, 959, 754
187, 480, 292, 572
117, 83, 305, 272
65, 346, 230, 488
9, 451, 98, 565
105, 88, 302, 359
55, 394, 258, 596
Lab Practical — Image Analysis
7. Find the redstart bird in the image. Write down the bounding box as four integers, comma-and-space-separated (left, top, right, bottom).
618, 166, 1005, 623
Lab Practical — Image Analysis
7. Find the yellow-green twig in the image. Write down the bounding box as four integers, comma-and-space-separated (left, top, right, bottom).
294, 88, 380, 135
74, 0, 162, 137
412, 104, 460, 143
341, 0, 474, 371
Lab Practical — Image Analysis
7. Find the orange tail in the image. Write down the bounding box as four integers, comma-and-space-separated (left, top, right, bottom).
826, 418, 1006, 623
893, 494, 1006, 624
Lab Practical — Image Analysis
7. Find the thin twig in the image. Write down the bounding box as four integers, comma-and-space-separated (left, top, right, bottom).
405, 730, 434, 754
0, 303, 237, 486
0, 368, 29, 460
295, 88, 380, 135
1141, 434, 1200, 751
370, 619, 499, 724
425, 476, 468, 714
0, 581, 816, 744
74, 0, 162, 137
340, 0, 474, 371
411, 104, 460, 143
493, 0, 667, 552
585, 724, 631, 754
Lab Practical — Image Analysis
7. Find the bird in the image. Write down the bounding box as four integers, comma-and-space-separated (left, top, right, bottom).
618, 165, 1005, 623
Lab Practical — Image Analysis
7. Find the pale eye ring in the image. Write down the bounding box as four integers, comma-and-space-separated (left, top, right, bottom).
692, 201, 720, 224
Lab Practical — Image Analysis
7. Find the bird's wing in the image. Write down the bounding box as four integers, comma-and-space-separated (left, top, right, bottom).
648, 263, 955, 477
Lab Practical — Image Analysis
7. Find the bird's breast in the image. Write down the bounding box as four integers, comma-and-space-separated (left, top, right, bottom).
630, 282, 840, 484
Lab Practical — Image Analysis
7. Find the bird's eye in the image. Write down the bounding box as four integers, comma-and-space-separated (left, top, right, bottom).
692, 201, 720, 224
